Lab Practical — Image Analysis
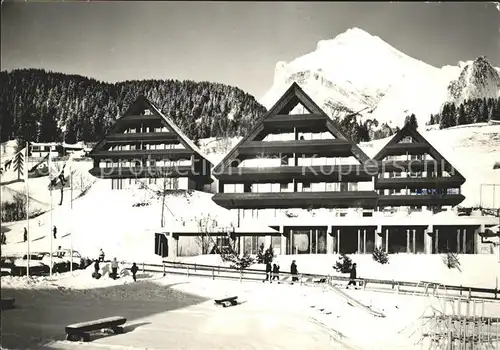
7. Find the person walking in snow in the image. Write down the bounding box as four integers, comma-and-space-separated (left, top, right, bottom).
272, 263, 280, 281
53, 226, 57, 239
98, 248, 105, 262
111, 258, 119, 280
130, 262, 139, 282
263, 261, 272, 282
92, 259, 101, 279
346, 263, 358, 289
23, 227, 27, 242
290, 260, 299, 283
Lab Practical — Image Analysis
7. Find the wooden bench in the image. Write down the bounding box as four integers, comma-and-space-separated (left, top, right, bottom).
0, 297, 15, 310
214, 296, 238, 308
65, 316, 127, 342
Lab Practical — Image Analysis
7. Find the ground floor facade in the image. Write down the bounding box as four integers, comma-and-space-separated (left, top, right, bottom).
156, 219, 498, 258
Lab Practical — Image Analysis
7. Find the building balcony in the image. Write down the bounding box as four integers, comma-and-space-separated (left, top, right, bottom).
262, 114, 327, 132
216, 165, 374, 183
238, 139, 353, 158
375, 176, 465, 190
212, 191, 379, 209
89, 148, 194, 161
382, 143, 430, 156
376, 160, 454, 173
88, 165, 208, 179
121, 114, 159, 122
104, 132, 179, 144
377, 194, 465, 207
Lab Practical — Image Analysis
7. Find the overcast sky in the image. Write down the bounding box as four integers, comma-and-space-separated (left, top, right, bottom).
2, 2, 499, 98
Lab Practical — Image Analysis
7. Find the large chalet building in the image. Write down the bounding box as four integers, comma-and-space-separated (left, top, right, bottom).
211, 83, 496, 256
88, 85, 498, 257
88, 96, 213, 191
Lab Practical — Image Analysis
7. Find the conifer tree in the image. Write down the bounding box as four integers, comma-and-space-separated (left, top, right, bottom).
457, 103, 467, 126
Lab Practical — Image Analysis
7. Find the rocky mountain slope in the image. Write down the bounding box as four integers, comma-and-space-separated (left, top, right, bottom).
261, 28, 500, 128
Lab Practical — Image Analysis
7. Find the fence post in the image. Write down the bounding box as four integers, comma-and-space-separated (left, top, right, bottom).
194, 264, 197, 272
212, 268, 215, 280
495, 277, 498, 299
142, 262, 145, 273
187, 266, 189, 277
300, 274, 303, 286
218, 265, 220, 274
163, 263, 166, 276
240, 270, 242, 282
468, 288, 472, 300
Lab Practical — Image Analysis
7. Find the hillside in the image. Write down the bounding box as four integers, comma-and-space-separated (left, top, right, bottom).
261, 27, 500, 129
0, 180, 273, 261
0, 69, 267, 143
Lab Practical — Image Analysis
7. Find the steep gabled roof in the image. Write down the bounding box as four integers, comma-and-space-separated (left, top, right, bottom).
89, 96, 212, 165
213, 82, 370, 173
373, 123, 465, 179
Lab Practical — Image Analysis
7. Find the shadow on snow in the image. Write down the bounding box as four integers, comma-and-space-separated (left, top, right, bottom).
0, 279, 207, 349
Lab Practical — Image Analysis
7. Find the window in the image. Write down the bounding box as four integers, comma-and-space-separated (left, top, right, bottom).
400, 136, 413, 143
281, 154, 290, 166
340, 183, 348, 192
348, 182, 358, 191
302, 182, 311, 192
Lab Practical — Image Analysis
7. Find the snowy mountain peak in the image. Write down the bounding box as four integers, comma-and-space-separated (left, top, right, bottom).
317, 27, 379, 50
447, 56, 500, 104
261, 28, 500, 128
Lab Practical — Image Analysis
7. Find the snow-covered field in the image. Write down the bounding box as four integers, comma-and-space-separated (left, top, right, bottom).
176, 252, 500, 289
0, 179, 245, 262
2, 263, 500, 350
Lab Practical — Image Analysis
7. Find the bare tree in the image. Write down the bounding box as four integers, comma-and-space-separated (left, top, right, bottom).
137, 165, 178, 228
196, 214, 218, 254
48, 159, 68, 206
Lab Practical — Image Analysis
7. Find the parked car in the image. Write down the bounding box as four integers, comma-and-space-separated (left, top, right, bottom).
0, 256, 16, 276
40, 252, 68, 273
6, 254, 49, 276
55, 249, 86, 270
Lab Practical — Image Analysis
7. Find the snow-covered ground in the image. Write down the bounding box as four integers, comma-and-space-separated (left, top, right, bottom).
0, 179, 244, 262
175, 253, 500, 289
2, 267, 499, 350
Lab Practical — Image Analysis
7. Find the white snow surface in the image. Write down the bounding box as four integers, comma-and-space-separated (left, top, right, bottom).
3, 262, 500, 350
261, 27, 500, 128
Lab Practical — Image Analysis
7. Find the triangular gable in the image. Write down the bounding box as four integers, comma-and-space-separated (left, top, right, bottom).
213, 82, 370, 173
89, 96, 212, 166
372, 123, 465, 179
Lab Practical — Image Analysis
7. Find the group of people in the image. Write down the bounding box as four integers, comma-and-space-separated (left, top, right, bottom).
92, 249, 139, 282
264, 259, 359, 288
20, 226, 57, 242
264, 260, 300, 283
